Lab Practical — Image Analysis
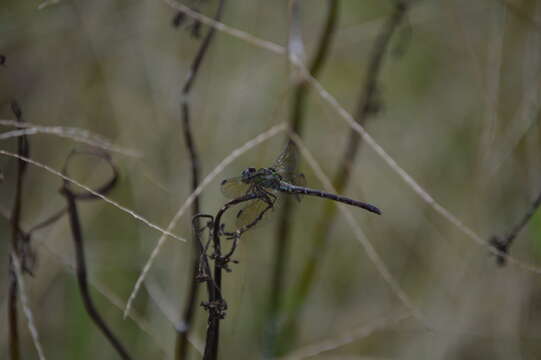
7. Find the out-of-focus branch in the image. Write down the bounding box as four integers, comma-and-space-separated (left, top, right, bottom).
279, 0, 408, 348
490, 187, 541, 266
9, 100, 29, 360
175, 1, 226, 359
60, 151, 131, 360
267, 0, 340, 356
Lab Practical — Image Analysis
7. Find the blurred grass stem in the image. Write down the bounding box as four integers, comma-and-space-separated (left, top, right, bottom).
8, 101, 28, 360
279, 1, 408, 342
176, 1, 227, 359
267, 0, 339, 355
60, 153, 131, 360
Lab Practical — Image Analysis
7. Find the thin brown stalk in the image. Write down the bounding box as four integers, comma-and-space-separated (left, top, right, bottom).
491, 186, 541, 266
27, 207, 67, 233
201, 193, 260, 360
59, 151, 131, 360
176, 1, 226, 359
279, 0, 408, 346
8, 100, 29, 360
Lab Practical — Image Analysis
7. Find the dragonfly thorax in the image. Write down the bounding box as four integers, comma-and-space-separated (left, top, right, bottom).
240, 167, 283, 189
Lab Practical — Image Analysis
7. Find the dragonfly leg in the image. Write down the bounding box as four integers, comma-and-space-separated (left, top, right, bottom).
259, 187, 277, 204
232, 188, 276, 232
236, 195, 274, 234
234, 184, 258, 220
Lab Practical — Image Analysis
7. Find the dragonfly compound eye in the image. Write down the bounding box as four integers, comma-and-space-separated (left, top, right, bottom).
241, 167, 257, 178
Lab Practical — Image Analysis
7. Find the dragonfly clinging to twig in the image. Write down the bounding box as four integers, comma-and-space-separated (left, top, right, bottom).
220, 141, 381, 232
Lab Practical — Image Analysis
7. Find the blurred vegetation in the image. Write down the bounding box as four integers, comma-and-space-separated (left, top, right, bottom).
2, 0, 541, 359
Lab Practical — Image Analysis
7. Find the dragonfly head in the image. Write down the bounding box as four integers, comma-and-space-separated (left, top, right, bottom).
241, 167, 257, 183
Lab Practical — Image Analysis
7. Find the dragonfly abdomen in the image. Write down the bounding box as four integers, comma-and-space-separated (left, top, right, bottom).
281, 183, 381, 215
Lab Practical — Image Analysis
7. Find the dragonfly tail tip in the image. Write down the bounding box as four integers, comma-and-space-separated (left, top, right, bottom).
371, 206, 382, 215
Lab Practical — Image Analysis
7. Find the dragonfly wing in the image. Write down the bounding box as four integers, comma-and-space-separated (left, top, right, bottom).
291, 173, 306, 187
235, 198, 274, 229
272, 141, 299, 179
220, 177, 250, 199
273, 141, 307, 200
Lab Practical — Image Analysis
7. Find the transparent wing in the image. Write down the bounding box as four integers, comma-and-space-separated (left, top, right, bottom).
235, 198, 275, 229
220, 177, 250, 199
290, 173, 306, 187
273, 142, 306, 202
272, 141, 298, 181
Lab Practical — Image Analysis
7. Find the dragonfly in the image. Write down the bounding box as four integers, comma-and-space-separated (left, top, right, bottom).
220, 142, 381, 232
